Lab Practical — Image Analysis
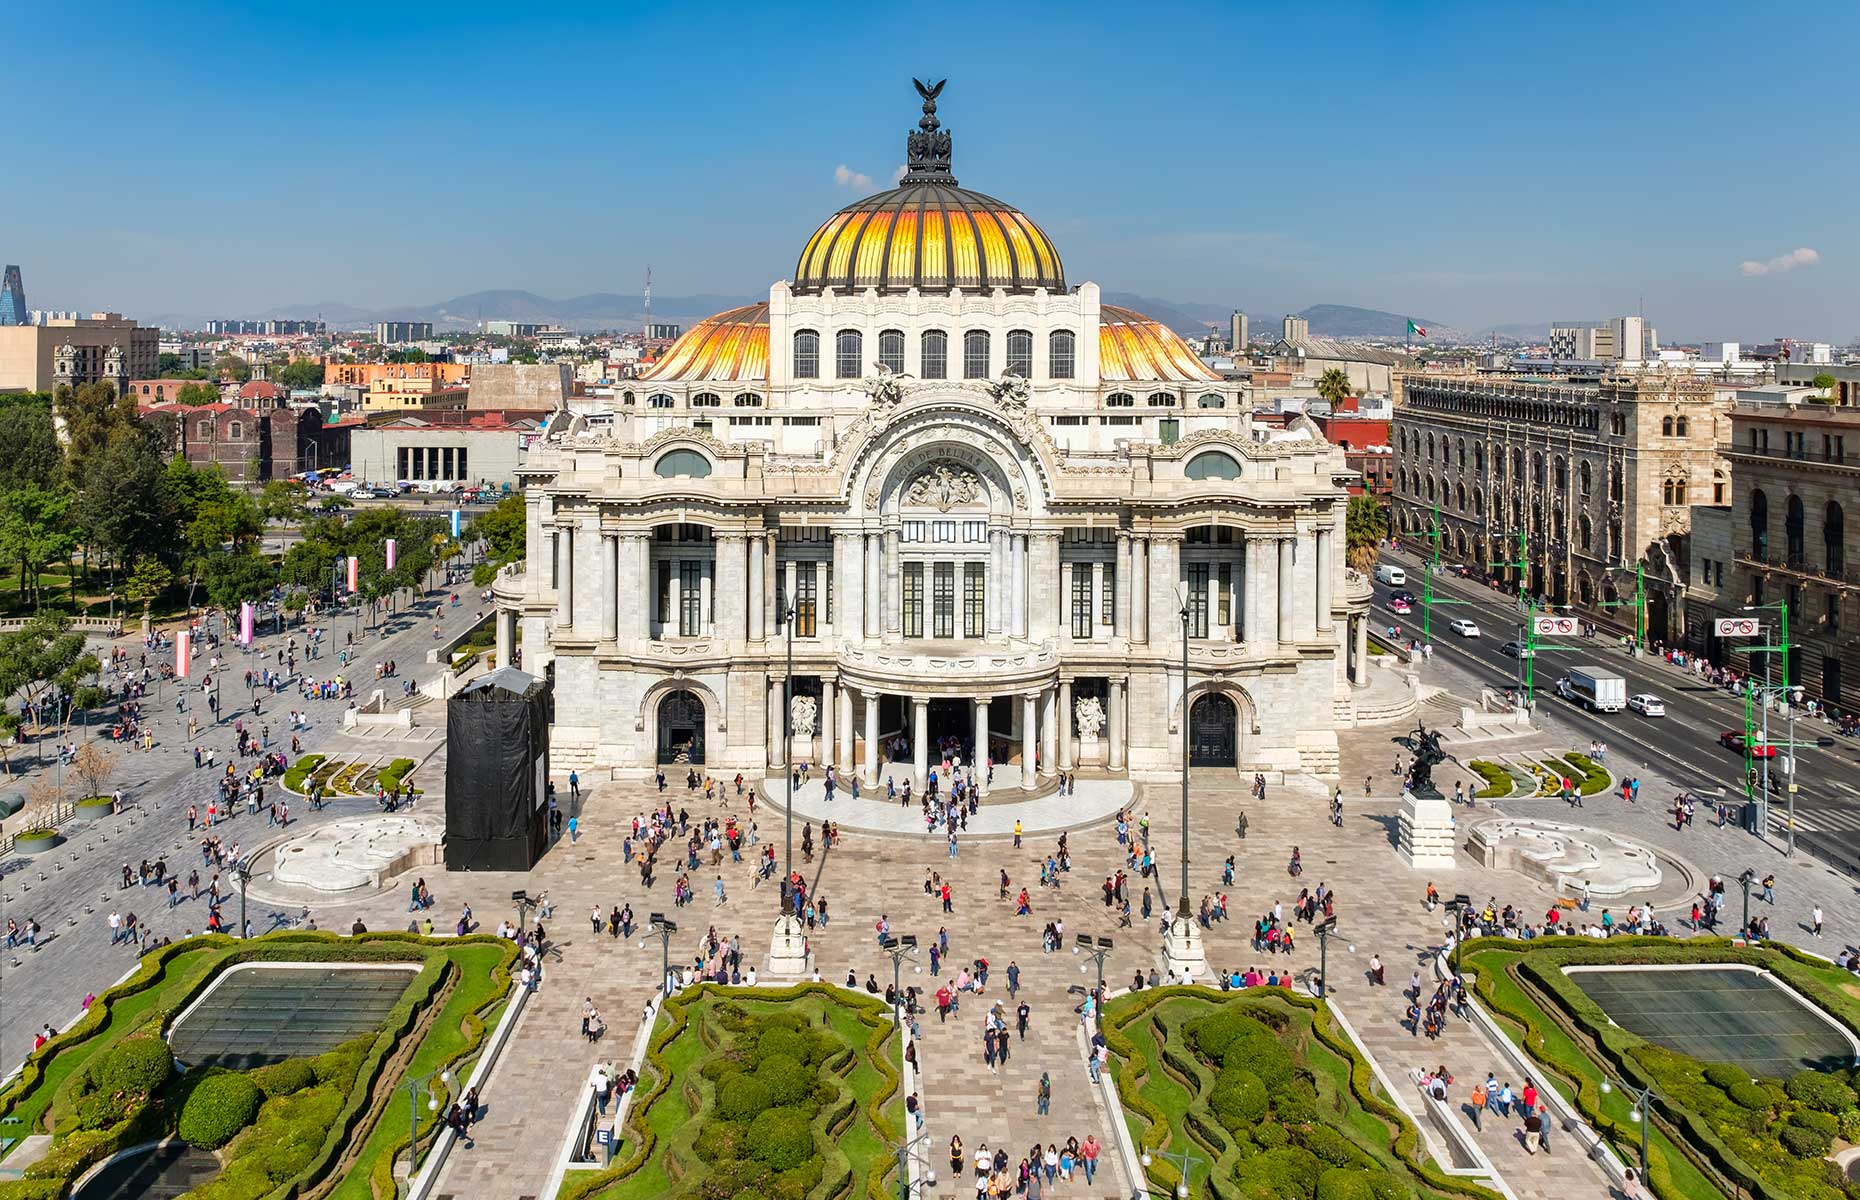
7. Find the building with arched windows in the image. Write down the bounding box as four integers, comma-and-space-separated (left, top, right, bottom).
491, 85, 1373, 783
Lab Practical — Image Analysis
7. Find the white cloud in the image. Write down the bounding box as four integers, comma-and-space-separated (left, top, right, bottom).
1739, 247, 1820, 277
893, 164, 908, 184
833, 164, 872, 190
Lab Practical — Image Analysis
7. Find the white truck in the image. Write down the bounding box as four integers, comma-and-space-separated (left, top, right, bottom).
1555, 665, 1627, 713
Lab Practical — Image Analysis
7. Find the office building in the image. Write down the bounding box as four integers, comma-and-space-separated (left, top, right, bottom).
1230, 311, 1248, 354
1281, 315, 1308, 344
0, 313, 159, 393
374, 321, 434, 345
0, 266, 26, 326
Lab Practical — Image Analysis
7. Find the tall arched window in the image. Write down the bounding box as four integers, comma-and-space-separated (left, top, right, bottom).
1475, 443, 1486, 473
1661, 416, 1674, 436
835, 329, 863, 378
1457, 438, 1466, 467
1554, 455, 1567, 492
877, 329, 905, 374
1005, 329, 1033, 378
1609, 463, 1623, 502
1532, 452, 1545, 487
1456, 483, 1466, 511
1048, 330, 1075, 379
1578, 513, 1592, 550
1105, 392, 1134, 408
920, 330, 947, 379
1713, 471, 1726, 504
963, 330, 990, 379
1786, 494, 1806, 564
1579, 461, 1592, 497
1828, 502, 1846, 575
692, 392, 721, 407
792, 330, 819, 378
1676, 416, 1689, 437
1750, 489, 1769, 560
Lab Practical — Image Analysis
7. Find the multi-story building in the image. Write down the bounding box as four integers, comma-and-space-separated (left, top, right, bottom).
1391, 372, 1730, 642
361, 375, 468, 414
0, 266, 26, 326
350, 411, 543, 488
1710, 390, 1860, 708
490, 86, 1374, 781
0, 313, 159, 393
141, 382, 318, 481
485, 321, 545, 338
324, 361, 470, 388
1281, 315, 1308, 344
1309, 406, 1393, 496
1549, 316, 1656, 363
374, 321, 434, 345
1229, 311, 1248, 354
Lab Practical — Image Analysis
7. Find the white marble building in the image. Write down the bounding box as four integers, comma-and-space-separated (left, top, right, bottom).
491, 85, 1373, 785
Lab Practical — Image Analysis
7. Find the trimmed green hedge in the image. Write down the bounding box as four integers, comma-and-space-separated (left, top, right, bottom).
179, 1072, 262, 1148
375, 757, 419, 795
281, 753, 325, 793
1563, 750, 1613, 796
1468, 760, 1512, 799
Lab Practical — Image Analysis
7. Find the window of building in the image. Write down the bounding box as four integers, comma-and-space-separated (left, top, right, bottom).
1159, 417, 1180, 445
1578, 513, 1592, 551
835, 329, 863, 378
962, 521, 986, 542
1072, 568, 1094, 638
654, 449, 713, 478
1146, 392, 1176, 407
920, 330, 947, 379
1216, 563, 1233, 628
227, 422, 242, 440
1101, 563, 1115, 626
197, 421, 213, 438
792, 330, 819, 378
932, 562, 955, 638
733, 392, 762, 407
1827, 501, 1846, 575
1197, 393, 1225, 408
1185, 452, 1241, 481
1661, 416, 1674, 436
1185, 563, 1210, 638
1005, 329, 1033, 378
622, 390, 635, 406
1457, 439, 1466, 468
1676, 416, 1689, 437
692, 392, 721, 407
877, 329, 905, 375
794, 562, 818, 637
1786, 493, 1806, 564
901, 520, 925, 542
678, 561, 703, 637
647, 393, 675, 409
931, 520, 956, 542
1106, 392, 1134, 408
902, 562, 923, 637
1049, 330, 1076, 379
963, 330, 990, 379
964, 564, 986, 638
1104, 415, 1139, 425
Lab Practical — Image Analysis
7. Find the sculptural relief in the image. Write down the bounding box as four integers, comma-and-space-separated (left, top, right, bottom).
1075, 695, 1105, 740
790, 694, 818, 738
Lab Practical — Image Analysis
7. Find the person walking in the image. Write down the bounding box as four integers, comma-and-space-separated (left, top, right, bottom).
1813, 905, 1825, 937
1036, 1071, 1051, 1116
1467, 1078, 1486, 1130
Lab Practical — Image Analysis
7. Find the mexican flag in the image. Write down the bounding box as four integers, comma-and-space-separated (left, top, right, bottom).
1406, 319, 1427, 338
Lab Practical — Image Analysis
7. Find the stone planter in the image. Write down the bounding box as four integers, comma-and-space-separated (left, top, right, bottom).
71, 797, 115, 822
0, 792, 23, 819
13, 829, 62, 854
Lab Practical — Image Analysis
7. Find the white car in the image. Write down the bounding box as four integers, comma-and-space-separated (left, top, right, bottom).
1448, 618, 1481, 637
1628, 694, 1666, 717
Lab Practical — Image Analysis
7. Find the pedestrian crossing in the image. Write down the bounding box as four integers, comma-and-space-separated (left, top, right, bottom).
1764, 803, 1860, 836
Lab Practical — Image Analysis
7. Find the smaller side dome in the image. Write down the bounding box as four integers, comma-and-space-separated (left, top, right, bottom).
1098, 305, 1221, 382
640, 303, 769, 383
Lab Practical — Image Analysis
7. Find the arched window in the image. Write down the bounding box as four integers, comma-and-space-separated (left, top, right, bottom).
1827, 502, 1846, 575
1457, 438, 1466, 468
692, 392, 721, 408
1512, 447, 1523, 477
1106, 392, 1134, 408
1676, 416, 1689, 437
1609, 463, 1623, 501
621, 390, 636, 406
653, 449, 713, 479
647, 393, 675, 409
1456, 483, 1466, 511
1608, 519, 1622, 558
1554, 455, 1567, 492
1049, 330, 1076, 379
227, 422, 242, 440
1005, 329, 1033, 378
197, 420, 213, 438
1473, 491, 1484, 517
835, 329, 863, 378
920, 330, 947, 379
1749, 489, 1769, 559
1425, 476, 1436, 502
877, 329, 905, 374
1578, 574, 1594, 606
1475, 443, 1485, 473
1786, 493, 1806, 564
792, 330, 819, 378
1579, 461, 1592, 497
1185, 452, 1241, 481
1146, 392, 1176, 407
1713, 470, 1726, 504
963, 330, 990, 379
1196, 393, 1225, 409
1532, 452, 1545, 487
1426, 434, 1435, 462
1494, 452, 1504, 482
1661, 416, 1674, 436
732, 392, 762, 407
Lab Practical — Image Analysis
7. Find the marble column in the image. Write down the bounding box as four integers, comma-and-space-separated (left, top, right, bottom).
1031, 534, 1060, 641
974, 697, 990, 796
911, 696, 928, 786
1019, 692, 1037, 790
820, 678, 836, 769
884, 529, 901, 636
1315, 526, 1334, 632
714, 534, 745, 643
863, 689, 880, 785
1353, 615, 1370, 689
1040, 686, 1058, 777
1114, 533, 1132, 640
600, 532, 618, 641
1243, 537, 1266, 645
1131, 536, 1149, 644
495, 608, 514, 668
1058, 679, 1074, 770
864, 534, 882, 639
1148, 536, 1180, 654
556, 525, 573, 625
1278, 536, 1295, 644
767, 676, 783, 770
837, 533, 863, 640
1011, 535, 1029, 638
635, 536, 652, 640
988, 529, 1007, 636
1059, 559, 1074, 640
1108, 678, 1126, 770
837, 685, 854, 770
747, 534, 765, 642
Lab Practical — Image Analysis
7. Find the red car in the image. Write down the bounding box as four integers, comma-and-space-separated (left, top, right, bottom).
1719, 730, 1777, 758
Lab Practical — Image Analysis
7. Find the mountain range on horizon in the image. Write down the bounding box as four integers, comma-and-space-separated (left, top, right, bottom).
132, 288, 1543, 345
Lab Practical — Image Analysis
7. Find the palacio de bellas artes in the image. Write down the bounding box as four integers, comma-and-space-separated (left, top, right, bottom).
491, 83, 1375, 798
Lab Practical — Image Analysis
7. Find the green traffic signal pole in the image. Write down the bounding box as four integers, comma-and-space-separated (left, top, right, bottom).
1739, 602, 1795, 840
1417, 506, 1469, 643
1599, 561, 1649, 654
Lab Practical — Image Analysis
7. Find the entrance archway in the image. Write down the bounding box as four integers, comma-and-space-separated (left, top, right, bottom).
656, 690, 706, 765
1189, 693, 1237, 767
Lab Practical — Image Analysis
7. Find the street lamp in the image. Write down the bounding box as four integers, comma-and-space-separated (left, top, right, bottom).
1073, 934, 1114, 1020
879, 934, 918, 1032
1140, 1144, 1208, 1199
230, 858, 252, 939
1163, 605, 1203, 982
886, 1128, 936, 1200
1738, 869, 1755, 940
645, 912, 678, 997
1600, 1079, 1655, 1175
1314, 916, 1338, 999
403, 1066, 454, 1178
781, 603, 795, 919
1444, 895, 1471, 974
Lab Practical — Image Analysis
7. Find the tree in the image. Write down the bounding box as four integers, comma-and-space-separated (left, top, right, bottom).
1344, 494, 1387, 574
0, 614, 100, 765
70, 421, 176, 577
69, 743, 116, 800
175, 382, 223, 406
1812, 373, 1838, 401
213, 354, 252, 383
0, 485, 78, 608
0, 400, 63, 492
257, 480, 310, 528
203, 550, 278, 611
1316, 368, 1352, 408
158, 352, 184, 375
123, 558, 175, 625
470, 494, 526, 586
277, 360, 325, 390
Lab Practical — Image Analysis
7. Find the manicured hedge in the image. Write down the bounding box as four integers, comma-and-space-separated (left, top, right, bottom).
179, 1072, 263, 1148
281, 753, 325, 793
1562, 750, 1613, 796
1468, 760, 1512, 799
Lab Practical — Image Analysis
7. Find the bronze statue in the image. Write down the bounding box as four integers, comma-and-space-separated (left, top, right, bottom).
1394, 722, 1448, 799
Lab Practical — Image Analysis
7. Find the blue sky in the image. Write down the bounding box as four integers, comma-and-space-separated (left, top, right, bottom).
9, 1, 1857, 340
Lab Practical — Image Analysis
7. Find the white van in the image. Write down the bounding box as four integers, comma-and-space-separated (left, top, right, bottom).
1374, 564, 1406, 586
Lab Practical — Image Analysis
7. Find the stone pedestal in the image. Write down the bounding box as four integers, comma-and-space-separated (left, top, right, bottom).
768, 914, 810, 976
1076, 734, 1103, 767
1398, 790, 1458, 869
1162, 914, 1207, 982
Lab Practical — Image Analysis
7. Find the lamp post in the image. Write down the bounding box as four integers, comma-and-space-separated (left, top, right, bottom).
886, 1128, 935, 1200
782, 603, 795, 918
1073, 934, 1114, 1023
645, 912, 678, 997
1600, 1079, 1655, 1175
879, 934, 918, 1032
1163, 606, 1204, 981
1738, 869, 1755, 939
1444, 895, 1470, 974
1314, 916, 1338, 999
1140, 1144, 1209, 1199
403, 1066, 454, 1179
231, 858, 251, 939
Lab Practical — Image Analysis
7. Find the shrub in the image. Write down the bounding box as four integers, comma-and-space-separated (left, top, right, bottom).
716, 1073, 773, 1122
1468, 760, 1511, 799
1223, 1024, 1297, 1089
1233, 1145, 1323, 1199
94, 1035, 174, 1098
1791, 1108, 1840, 1137
754, 1053, 814, 1107
1255, 1122, 1290, 1149
1779, 1121, 1831, 1159
1726, 1079, 1773, 1111
179, 1072, 263, 1149
755, 1026, 816, 1066
1188, 1010, 1255, 1061
746, 1106, 814, 1171
1702, 1063, 1748, 1091
695, 1119, 748, 1162
1295, 1123, 1365, 1168
1787, 1069, 1857, 1113
1273, 1077, 1320, 1127
1316, 1168, 1408, 1200
250, 1058, 316, 1098
1210, 1067, 1268, 1130
1838, 1108, 1860, 1143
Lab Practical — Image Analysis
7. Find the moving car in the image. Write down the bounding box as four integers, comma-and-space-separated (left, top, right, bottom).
1499, 640, 1534, 659
1719, 730, 1777, 758
1389, 598, 1411, 615
1389, 590, 1415, 605
1627, 694, 1666, 717
1448, 618, 1481, 637
1374, 564, 1406, 586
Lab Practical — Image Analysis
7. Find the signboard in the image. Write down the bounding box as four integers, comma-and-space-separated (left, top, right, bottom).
175, 632, 191, 679
596, 1128, 613, 1146
1533, 616, 1577, 637
1715, 617, 1760, 638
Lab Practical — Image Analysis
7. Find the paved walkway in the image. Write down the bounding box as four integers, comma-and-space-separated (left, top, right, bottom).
766, 757, 1131, 836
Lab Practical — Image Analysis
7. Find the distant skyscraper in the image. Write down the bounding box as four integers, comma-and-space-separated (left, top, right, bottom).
1230, 311, 1248, 353
0, 266, 25, 326
1282, 314, 1309, 344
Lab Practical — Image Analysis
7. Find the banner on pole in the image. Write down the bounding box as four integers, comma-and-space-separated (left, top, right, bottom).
239, 601, 254, 645
385, 538, 398, 571
1714, 617, 1760, 638
451, 509, 462, 538
1533, 615, 1577, 637
347, 555, 359, 593
175, 632, 191, 679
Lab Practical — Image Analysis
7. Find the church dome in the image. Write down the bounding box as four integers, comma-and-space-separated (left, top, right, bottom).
792, 82, 1065, 296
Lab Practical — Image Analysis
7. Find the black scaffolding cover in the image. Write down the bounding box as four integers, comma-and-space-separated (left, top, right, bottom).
444, 666, 552, 871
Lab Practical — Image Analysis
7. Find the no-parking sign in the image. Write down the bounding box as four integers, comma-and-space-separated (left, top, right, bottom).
1533, 616, 1577, 637
1715, 617, 1760, 638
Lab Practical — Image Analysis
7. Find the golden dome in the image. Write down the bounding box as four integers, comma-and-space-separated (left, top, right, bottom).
1099, 304, 1221, 383
792, 80, 1065, 296
639, 303, 769, 382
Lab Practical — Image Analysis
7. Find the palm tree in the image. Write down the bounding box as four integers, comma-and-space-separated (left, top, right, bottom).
1345, 495, 1387, 574
1316, 368, 1351, 408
